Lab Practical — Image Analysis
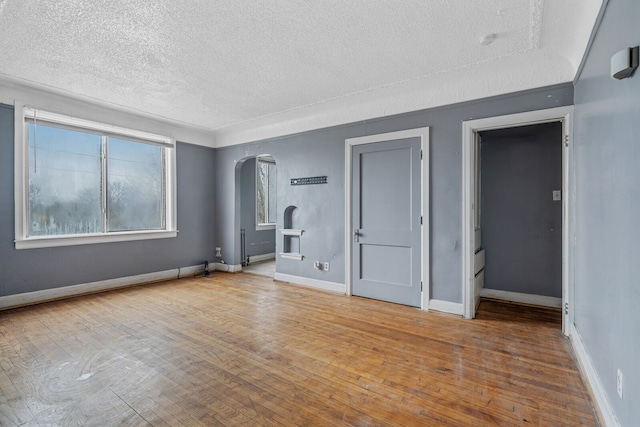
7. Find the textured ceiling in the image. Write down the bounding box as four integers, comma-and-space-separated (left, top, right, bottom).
0, 0, 602, 147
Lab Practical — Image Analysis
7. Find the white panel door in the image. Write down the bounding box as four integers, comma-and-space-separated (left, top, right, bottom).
352, 137, 422, 307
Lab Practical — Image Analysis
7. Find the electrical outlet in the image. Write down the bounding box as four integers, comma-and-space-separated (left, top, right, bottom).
324, 262, 330, 271
215, 247, 222, 257
617, 369, 623, 399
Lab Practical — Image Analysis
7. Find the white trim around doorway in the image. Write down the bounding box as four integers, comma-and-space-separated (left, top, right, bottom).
345, 127, 430, 310
461, 106, 574, 335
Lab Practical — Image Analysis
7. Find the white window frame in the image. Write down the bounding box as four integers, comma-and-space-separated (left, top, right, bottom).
255, 156, 276, 231
14, 103, 178, 249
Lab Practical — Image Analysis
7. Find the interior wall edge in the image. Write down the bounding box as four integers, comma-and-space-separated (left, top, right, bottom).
570, 324, 620, 427
573, 0, 610, 84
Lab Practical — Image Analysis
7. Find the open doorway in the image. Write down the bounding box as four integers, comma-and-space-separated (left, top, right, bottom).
478, 123, 563, 308
238, 155, 277, 277
462, 106, 573, 335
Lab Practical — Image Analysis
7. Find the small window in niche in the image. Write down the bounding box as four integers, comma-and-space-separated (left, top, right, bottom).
256, 156, 276, 228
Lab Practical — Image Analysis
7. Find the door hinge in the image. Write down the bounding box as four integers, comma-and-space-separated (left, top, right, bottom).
420, 150, 423, 160
564, 135, 569, 148
421, 281, 423, 291
564, 302, 569, 315
420, 216, 423, 225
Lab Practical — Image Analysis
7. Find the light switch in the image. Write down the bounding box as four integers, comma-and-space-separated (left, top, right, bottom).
553, 190, 562, 201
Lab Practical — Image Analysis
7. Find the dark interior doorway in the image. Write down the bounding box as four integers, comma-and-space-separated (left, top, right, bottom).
478, 122, 563, 304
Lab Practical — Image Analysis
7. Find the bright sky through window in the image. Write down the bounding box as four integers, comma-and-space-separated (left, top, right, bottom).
15, 106, 177, 249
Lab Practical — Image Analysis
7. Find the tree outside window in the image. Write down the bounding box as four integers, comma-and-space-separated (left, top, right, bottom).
17, 107, 175, 249
256, 157, 276, 227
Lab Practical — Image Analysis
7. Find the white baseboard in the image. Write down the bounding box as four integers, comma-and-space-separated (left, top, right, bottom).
0, 268, 184, 310
0, 263, 220, 311
273, 273, 345, 294
178, 264, 206, 278
428, 299, 464, 316
247, 252, 276, 263
214, 263, 242, 273
479, 288, 562, 308
570, 324, 619, 427
0, 260, 257, 310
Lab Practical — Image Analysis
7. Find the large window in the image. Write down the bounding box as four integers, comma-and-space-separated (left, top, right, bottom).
256, 156, 276, 229
15, 106, 176, 249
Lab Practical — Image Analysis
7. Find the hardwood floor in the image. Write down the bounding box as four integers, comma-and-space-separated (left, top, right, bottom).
242, 260, 276, 278
0, 274, 597, 426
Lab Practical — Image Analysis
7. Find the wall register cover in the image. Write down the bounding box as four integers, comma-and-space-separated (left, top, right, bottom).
290, 176, 328, 185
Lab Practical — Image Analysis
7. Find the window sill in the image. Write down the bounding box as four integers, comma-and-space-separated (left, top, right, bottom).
256, 224, 276, 231
15, 230, 178, 250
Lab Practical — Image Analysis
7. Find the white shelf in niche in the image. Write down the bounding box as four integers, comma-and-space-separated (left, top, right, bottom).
280, 252, 304, 261
280, 229, 303, 236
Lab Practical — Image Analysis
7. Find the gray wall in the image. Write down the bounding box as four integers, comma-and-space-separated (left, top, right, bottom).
239, 157, 276, 259
0, 104, 217, 297
480, 123, 562, 298
214, 84, 574, 301
573, 0, 640, 424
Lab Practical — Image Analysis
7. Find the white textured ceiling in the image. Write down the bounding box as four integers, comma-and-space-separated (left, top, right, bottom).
0, 0, 602, 147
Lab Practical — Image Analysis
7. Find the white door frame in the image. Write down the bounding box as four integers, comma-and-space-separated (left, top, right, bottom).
345, 127, 430, 309
462, 106, 574, 335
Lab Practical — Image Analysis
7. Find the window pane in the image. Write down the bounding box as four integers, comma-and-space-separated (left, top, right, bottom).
268, 163, 277, 224
256, 161, 268, 224
108, 138, 163, 231
28, 124, 102, 236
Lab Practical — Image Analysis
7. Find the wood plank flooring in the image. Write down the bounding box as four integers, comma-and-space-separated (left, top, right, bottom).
0, 273, 597, 426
